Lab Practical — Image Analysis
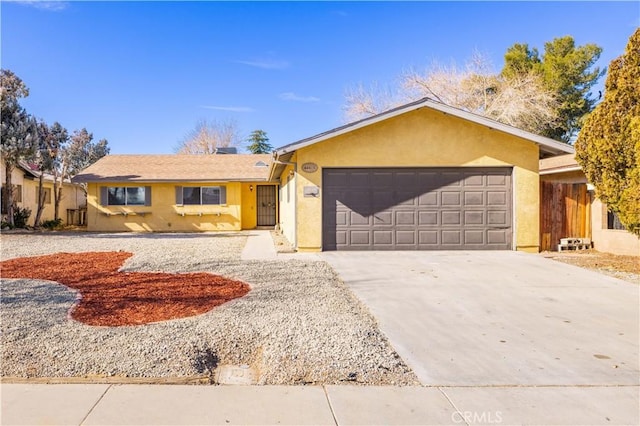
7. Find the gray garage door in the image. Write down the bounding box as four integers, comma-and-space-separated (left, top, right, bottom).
323, 167, 512, 250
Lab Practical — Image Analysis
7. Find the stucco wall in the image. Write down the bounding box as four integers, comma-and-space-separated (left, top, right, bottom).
277, 163, 297, 247
22, 180, 84, 225
283, 107, 541, 252
86, 181, 273, 232
591, 198, 640, 256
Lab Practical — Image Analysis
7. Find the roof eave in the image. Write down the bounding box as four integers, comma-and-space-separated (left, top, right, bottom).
274, 97, 575, 161
73, 177, 270, 184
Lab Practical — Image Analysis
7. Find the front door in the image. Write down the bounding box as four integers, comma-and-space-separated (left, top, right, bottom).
256, 185, 277, 226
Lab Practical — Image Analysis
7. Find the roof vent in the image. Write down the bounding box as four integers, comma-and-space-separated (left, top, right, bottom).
254, 161, 268, 167
215, 147, 237, 154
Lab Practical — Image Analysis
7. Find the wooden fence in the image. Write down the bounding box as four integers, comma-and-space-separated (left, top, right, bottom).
540, 182, 592, 251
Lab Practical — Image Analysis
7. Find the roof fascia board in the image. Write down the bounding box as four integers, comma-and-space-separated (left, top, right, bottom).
73, 178, 269, 184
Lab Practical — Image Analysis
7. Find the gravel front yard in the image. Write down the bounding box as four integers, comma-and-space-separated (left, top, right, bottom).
0, 232, 418, 385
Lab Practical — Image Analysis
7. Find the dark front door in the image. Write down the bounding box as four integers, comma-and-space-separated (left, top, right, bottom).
257, 185, 277, 226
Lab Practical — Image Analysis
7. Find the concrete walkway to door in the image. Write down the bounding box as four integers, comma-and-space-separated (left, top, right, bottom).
320, 251, 639, 387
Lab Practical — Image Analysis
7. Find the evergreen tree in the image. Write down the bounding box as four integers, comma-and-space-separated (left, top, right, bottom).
1, 69, 37, 226
247, 130, 273, 154
575, 28, 640, 236
502, 36, 604, 142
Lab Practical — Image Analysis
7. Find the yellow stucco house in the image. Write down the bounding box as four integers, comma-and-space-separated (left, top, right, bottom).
74, 154, 277, 232
271, 98, 572, 252
75, 98, 574, 252
1, 160, 86, 226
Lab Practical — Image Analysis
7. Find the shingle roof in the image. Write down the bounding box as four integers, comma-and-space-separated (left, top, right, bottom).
73, 154, 272, 183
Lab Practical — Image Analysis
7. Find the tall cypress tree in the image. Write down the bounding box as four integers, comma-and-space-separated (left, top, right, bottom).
575, 29, 640, 236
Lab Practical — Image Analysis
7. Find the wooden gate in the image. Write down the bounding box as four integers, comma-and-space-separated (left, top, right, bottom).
540, 182, 592, 251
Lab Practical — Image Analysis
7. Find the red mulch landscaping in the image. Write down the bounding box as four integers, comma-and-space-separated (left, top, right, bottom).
0, 252, 250, 327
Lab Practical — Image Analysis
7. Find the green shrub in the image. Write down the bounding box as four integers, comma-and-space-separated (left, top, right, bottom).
13, 207, 31, 229
41, 218, 63, 230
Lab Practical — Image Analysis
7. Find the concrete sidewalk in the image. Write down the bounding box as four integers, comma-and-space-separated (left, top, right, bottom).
241, 230, 321, 261
2, 383, 638, 425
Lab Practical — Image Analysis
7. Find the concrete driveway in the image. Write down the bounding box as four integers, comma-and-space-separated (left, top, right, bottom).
321, 251, 639, 387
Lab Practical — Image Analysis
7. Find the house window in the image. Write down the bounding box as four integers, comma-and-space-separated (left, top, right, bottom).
101, 186, 150, 206
37, 187, 52, 204
1, 185, 23, 214
607, 209, 626, 230
179, 186, 225, 205
184, 187, 219, 205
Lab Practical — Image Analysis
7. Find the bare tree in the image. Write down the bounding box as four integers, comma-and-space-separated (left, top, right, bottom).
343, 82, 407, 123
344, 52, 559, 134
175, 119, 241, 154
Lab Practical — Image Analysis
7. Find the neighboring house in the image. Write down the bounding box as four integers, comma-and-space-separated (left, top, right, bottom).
73, 154, 276, 232
0, 159, 86, 227
540, 153, 640, 256
270, 98, 572, 252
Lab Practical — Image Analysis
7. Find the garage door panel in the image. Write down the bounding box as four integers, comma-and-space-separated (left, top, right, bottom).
396, 231, 416, 245
464, 174, 484, 186
464, 211, 484, 225
464, 192, 484, 206
464, 230, 485, 244
441, 172, 463, 187
487, 191, 507, 206
442, 211, 461, 225
487, 229, 509, 244
350, 211, 371, 225
487, 174, 508, 186
323, 167, 512, 250
418, 192, 438, 206
350, 230, 370, 245
349, 172, 370, 187
324, 171, 348, 186
419, 230, 439, 245
396, 211, 416, 225
441, 192, 461, 206
488, 211, 508, 225
442, 230, 462, 245
397, 192, 418, 206
373, 211, 393, 225
371, 172, 393, 188
373, 230, 393, 245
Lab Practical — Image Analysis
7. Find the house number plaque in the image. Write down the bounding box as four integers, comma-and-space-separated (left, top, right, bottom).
301, 162, 318, 173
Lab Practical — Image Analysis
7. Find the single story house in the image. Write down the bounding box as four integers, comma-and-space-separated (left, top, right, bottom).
1, 159, 86, 226
271, 98, 572, 252
75, 98, 575, 252
74, 154, 277, 232
540, 153, 640, 256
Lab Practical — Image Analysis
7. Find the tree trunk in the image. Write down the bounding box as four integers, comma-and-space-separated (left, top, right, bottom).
54, 182, 62, 221
3, 162, 15, 227
33, 174, 46, 226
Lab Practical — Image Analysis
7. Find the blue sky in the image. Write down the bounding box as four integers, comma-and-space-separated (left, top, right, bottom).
2, 1, 638, 154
